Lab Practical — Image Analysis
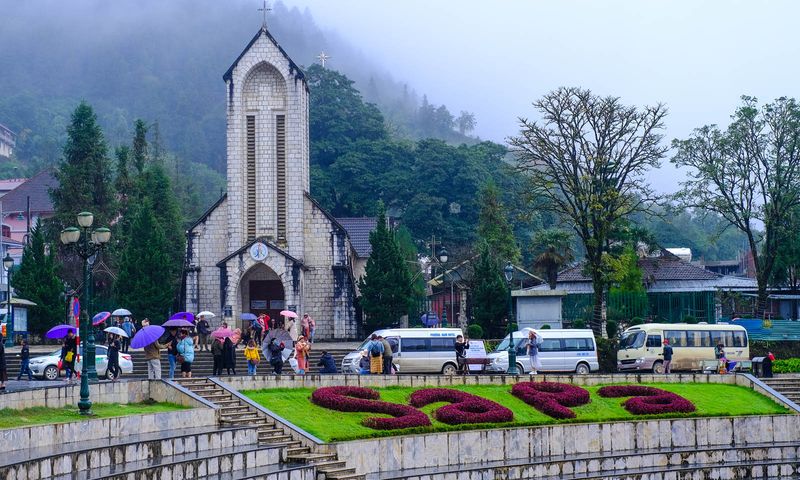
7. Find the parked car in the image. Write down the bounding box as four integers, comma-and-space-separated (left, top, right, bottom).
486, 328, 599, 374
28, 345, 133, 380
342, 328, 464, 375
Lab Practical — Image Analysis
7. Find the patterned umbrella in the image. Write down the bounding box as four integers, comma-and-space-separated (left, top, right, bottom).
92, 311, 111, 326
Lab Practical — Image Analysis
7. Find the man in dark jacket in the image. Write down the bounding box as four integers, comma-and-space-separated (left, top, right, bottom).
380, 336, 394, 374
663, 339, 674, 374
17, 339, 32, 381
196, 317, 211, 351
317, 351, 337, 374
267, 338, 284, 374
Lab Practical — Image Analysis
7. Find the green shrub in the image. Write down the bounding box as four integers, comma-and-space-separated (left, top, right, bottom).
773, 358, 800, 373
540, 324, 551, 329
466, 324, 484, 339
682, 315, 698, 324
749, 340, 800, 359
606, 320, 618, 338
596, 337, 619, 373
630, 317, 645, 326
572, 320, 586, 329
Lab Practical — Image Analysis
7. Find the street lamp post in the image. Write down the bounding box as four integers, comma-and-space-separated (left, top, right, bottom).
438, 247, 448, 327
3, 254, 14, 348
60, 212, 111, 416
504, 261, 517, 375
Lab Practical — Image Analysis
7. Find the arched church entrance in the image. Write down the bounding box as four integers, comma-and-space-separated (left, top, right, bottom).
240, 264, 285, 328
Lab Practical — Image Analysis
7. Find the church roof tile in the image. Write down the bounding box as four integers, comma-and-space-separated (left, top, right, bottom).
336, 217, 378, 258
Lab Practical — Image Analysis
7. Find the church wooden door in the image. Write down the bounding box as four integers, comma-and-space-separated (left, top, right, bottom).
249, 280, 284, 323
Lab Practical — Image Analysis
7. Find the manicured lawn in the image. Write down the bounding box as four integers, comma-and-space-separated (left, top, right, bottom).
244, 383, 790, 442
0, 402, 188, 430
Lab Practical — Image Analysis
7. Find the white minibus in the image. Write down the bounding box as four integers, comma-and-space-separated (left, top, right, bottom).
617, 323, 749, 373
486, 329, 599, 374
341, 328, 463, 374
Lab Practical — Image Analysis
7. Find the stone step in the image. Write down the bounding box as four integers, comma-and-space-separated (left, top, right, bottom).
0, 425, 260, 480
286, 447, 312, 456
193, 463, 316, 480
286, 453, 339, 464
323, 467, 359, 479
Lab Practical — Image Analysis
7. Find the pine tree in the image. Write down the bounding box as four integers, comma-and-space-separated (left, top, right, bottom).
50, 102, 117, 231
476, 181, 520, 264
132, 119, 149, 174
114, 199, 175, 321
470, 242, 509, 337
358, 204, 413, 331
11, 221, 64, 335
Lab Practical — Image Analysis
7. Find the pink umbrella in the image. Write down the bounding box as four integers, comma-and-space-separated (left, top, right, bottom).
280, 310, 298, 318
92, 311, 111, 326
211, 328, 234, 339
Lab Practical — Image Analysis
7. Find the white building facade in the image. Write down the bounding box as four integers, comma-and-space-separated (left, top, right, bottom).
183, 27, 369, 339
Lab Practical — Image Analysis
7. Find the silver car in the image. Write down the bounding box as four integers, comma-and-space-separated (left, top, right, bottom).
28, 345, 134, 380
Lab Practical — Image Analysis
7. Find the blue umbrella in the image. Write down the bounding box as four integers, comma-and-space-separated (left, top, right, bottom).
169, 311, 195, 323
241, 313, 258, 321
131, 325, 165, 349
46, 324, 78, 339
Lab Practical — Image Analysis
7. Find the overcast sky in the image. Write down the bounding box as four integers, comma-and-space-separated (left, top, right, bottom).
283, 0, 800, 191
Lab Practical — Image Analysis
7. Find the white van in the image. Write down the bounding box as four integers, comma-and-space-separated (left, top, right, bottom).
341, 328, 463, 375
486, 329, 599, 374
617, 323, 749, 373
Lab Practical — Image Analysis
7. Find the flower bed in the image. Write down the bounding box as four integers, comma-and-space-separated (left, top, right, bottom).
510, 381, 591, 419
409, 388, 513, 425
598, 385, 696, 415
310, 386, 431, 429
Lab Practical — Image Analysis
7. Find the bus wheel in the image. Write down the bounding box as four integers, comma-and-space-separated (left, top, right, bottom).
575, 362, 590, 375
652, 361, 665, 374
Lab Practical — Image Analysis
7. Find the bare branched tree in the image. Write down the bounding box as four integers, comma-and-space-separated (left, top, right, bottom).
672, 96, 800, 315
510, 87, 667, 334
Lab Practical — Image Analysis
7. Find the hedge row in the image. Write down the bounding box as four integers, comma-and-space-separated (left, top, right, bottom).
409, 388, 514, 425
511, 381, 590, 419
310, 386, 431, 429
598, 385, 696, 415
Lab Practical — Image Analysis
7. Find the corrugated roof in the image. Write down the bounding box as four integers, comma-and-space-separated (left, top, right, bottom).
335, 217, 377, 257
558, 253, 720, 283
0, 170, 57, 213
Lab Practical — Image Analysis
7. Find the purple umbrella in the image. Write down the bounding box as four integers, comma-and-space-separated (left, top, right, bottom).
46, 324, 78, 339
92, 311, 111, 326
241, 313, 257, 321
169, 311, 195, 323
131, 325, 165, 349
163, 319, 194, 328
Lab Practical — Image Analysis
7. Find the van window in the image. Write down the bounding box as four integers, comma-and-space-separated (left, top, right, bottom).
563, 338, 594, 351
646, 335, 661, 348
429, 338, 454, 352
539, 339, 562, 352
402, 338, 426, 351
387, 337, 400, 353
664, 330, 688, 347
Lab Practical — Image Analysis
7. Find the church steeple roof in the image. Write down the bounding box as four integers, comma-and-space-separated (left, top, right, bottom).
223, 27, 306, 84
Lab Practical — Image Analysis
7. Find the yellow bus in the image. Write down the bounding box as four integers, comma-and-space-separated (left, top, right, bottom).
617, 323, 749, 373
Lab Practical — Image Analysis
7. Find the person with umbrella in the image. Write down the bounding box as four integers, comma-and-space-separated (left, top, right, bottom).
107, 333, 121, 381
165, 327, 179, 379
196, 315, 212, 352
120, 317, 135, 353
266, 337, 284, 375
61, 329, 78, 383
223, 335, 237, 375
176, 329, 195, 378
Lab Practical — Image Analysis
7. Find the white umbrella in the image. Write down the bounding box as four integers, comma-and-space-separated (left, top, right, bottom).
198, 311, 216, 318
104, 326, 128, 338
112, 308, 132, 317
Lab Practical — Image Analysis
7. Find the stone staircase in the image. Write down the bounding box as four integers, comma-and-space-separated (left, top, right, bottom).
761, 376, 800, 404
175, 377, 364, 480
0, 424, 315, 480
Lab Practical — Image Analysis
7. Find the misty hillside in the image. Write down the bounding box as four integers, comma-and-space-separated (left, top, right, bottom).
0, 0, 474, 175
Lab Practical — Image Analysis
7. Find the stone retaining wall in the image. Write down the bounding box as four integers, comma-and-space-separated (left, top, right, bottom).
334, 415, 800, 477
0, 380, 213, 410
0, 407, 213, 454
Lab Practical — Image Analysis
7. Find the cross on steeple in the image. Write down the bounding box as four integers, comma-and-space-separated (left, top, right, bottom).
258, 0, 271, 29
317, 51, 331, 68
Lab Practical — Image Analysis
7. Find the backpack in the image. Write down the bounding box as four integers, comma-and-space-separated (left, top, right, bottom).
370, 342, 382, 357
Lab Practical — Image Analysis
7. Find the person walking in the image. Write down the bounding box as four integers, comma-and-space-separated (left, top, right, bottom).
107, 334, 121, 381
250, 317, 263, 346
286, 315, 298, 342
16, 339, 32, 381
0, 337, 7, 390
176, 329, 195, 378
307, 315, 316, 344
244, 339, 261, 375
380, 335, 393, 374
165, 328, 179, 379
526, 330, 542, 375
211, 337, 224, 376
455, 335, 469, 374
367, 334, 384, 374
662, 339, 674, 374
294, 336, 310, 374
301, 314, 311, 340
196, 316, 211, 351
61, 330, 78, 383
143, 335, 164, 380
267, 338, 284, 374
120, 317, 135, 353
223, 337, 237, 375
317, 351, 337, 374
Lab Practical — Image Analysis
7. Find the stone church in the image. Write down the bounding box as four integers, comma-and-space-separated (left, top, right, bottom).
183, 25, 375, 340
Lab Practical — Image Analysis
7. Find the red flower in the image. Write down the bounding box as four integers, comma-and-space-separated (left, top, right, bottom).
511, 381, 591, 419
597, 385, 696, 415
409, 388, 514, 425
310, 386, 430, 430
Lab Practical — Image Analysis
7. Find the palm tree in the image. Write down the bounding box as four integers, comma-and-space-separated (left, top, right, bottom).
530, 229, 575, 289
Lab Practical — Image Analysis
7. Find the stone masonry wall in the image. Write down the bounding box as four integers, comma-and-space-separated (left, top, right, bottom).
186, 199, 229, 319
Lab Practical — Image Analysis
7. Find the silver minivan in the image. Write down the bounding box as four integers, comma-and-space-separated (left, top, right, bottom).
486, 329, 599, 374
342, 328, 463, 374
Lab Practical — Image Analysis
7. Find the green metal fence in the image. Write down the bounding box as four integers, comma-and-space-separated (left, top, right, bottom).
562, 291, 716, 324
